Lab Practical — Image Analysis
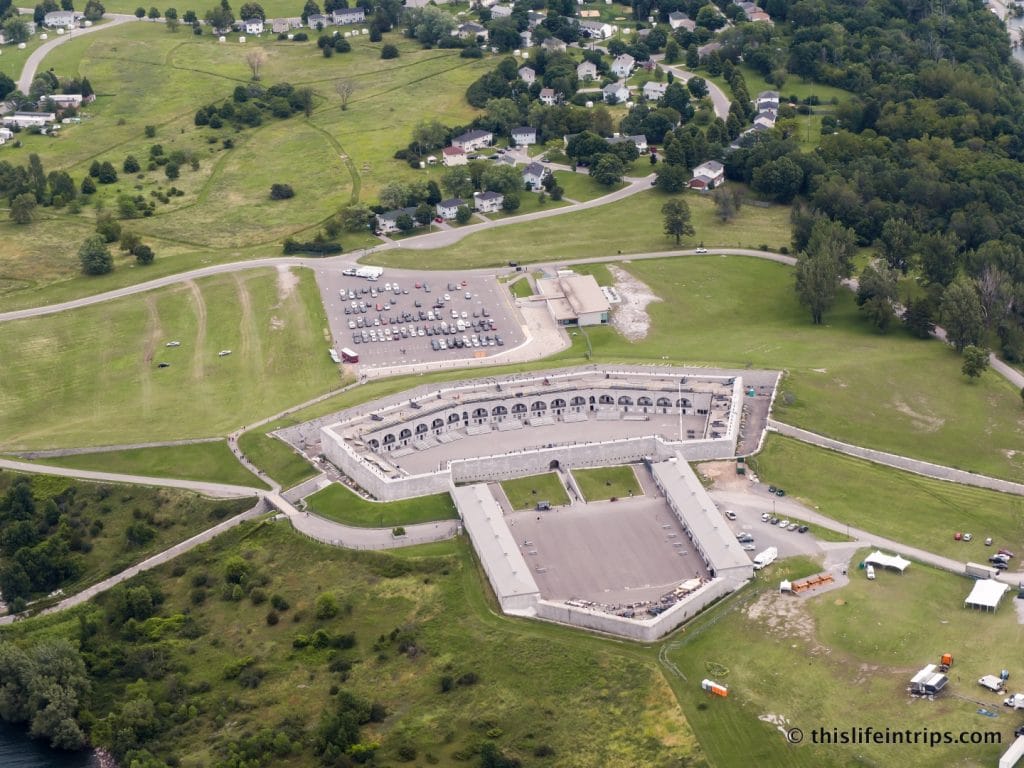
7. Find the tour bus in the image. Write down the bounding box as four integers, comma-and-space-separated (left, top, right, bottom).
340, 347, 359, 363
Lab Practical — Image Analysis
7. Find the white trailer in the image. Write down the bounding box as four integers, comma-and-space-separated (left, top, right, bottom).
753, 546, 777, 570
355, 266, 383, 279
979, 675, 1006, 693
966, 561, 998, 579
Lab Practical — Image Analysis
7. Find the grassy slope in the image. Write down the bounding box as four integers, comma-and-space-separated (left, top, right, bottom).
0, 267, 339, 449
305, 483, 458, 527
237, 430, 318, 489
500, 472, 570, 510
750, 435, 1024, 560
572, 465, 642, 501
28, 442, 266, 488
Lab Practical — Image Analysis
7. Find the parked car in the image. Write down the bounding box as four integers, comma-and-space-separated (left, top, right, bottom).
963, 533, 974, 542
954, 532, 963, 541
725, 510, 737, 520
993, 561, 1009, 570
761, 512, 771, 522
774, 488, 786, 497
999, 549, 1015, 558
787, 523, 799, 531
695, 247, 708, 254
778, 520, 790, 529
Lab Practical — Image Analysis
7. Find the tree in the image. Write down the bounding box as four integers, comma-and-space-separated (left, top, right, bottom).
590, 154, 624, 186
711, 186, 743, 222
270, 183, 294, 199
183, 8, 196, 21
135, 5, 145, 16
654, 164, 689, 193
335, 79, 355, 111
339, 204, 373, 232
10, 193, 36, 225
164, 7, 178, 30
123, 155, 140, 173
2, 19, 30, 44
664, 38, 681, 64
381, 44, 399, 59
480, 163, 522, 195
795, 249, 840, 325
147, 6, 160, 17
414, 202, 433, 226
132, 243, 155, 265
940, 277, 984, 352
239, 1, 263, 18
80, 176, 96, 195
164, 162, 180, 180
878, 217, 915, 274
78, 234, 113, 275
96, 161, 117, 184
455, 205, 472, 224
246, 48, 267, 80
961, 345, 989, 379
805, 219, 857, 277
661, 198, 694, 245
301, 0, 319, 23
903, 297, 935, 339
405, 5, 455, 46
119, 230, 142, 253
441, 167, 473, 199
501, 192, 520, 212
205, 3, 233, 28
751, 156, 803, 203
687, 77, 708, 99
410, 119, 446, 154
95, 213, 121, 243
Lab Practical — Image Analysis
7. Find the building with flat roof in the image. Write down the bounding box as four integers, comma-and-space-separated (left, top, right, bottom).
535, 273, 610, 326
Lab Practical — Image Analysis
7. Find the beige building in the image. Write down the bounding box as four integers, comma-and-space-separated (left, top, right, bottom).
535, 273, 610, 326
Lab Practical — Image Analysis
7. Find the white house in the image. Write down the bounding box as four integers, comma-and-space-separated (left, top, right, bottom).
491, 4, 513, 17
522, 161, 547, 189
242, 18, 264, 34
436, 198, 465, 219
576, 60, 598, 82
455, 22, 487, 40
44, 93, 85, 108
376, 207, 419, 234
602, 81, 630, 104
668, 11, 695, 30
643, 81, 668, 101
306, 13, 329, 28
755, 90, 780, 111
474, 190, 504, 213
271, 17, 303, 32
526, 11, 545, 28
579, 20, 613, 39
442, 146, 467, 166
611, 53, 635, 78
333, 8, 365, 24
511, 126, 537, 146
452, 129, 493, 151
541, 37, 566, 53
43, 10, 80, 27
3, 112, 55, 128
539, 87, 558, 105
608, 134, 648, 153
689, 159, 725, 191
753, 113, 775, 130
518, 66, 536, 85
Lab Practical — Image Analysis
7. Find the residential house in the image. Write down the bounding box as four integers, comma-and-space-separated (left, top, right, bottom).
306, 13, 330, 28
473, 190, 504, 213
607, 134, 648, 153
442, 146, 467, 166
688, 159, 725, 191
539, 87, 559, 106
511, 126, 537, 146
452, 129, 494, 151
602, 81, 630, 104
491, 4, 513, 17
436, 198, 465, 219
576, 60, 598, 82
739, 2, 771, 22
667, 11, 695, 30
643, 81, 668, 101
519, 30, 533, 48
242, 18, 264, 34
698, 41, 722, 59
270, 17, 303, 33
455, 22, 488, 41
333, 8, 365, 24
477, 0, 499, 7
610, 53, 635, 78
406, 0, 450, 6
3, 112, 55, 128
579, 20, 613, 39
753, 114, 775, 131
541, 37, 567, 53
518, 66, 536, 85
43, 10, 80, 27
526, 11, 545, 28
522, 161, 547, 189
376, 207, 419, 235
43, 93, 85, 108
755, 90, 779, 112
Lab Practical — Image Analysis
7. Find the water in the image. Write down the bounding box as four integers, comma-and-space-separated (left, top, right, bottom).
0, 721, 98, 768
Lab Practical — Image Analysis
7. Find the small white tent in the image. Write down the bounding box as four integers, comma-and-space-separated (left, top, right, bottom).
865, 551, 911, 573
965, 578, 1009, 611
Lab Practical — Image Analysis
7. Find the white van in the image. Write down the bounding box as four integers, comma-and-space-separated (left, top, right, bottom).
866, 564, 876, 580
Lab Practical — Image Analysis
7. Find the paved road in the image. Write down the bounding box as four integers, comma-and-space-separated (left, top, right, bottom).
651, 55, 732, 121
768, 420, 1024, 497
16, 13, 137, 93
0, 457, 262, 498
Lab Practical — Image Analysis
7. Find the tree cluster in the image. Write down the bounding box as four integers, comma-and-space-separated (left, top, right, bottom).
195, 81, 313, 129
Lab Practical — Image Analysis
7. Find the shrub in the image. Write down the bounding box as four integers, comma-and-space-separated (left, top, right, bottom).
293, 31, 308, 41
334, 37, 350, 52
270, 183, 295, 200
381, 44, 399, 59
316, 592, 339, 620
270, 593, 289, 611
144, 124, 156, 138
123, 155, 140, 173
281, 238, 342, 255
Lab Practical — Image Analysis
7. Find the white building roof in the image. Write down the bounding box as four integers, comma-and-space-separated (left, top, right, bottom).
964, 578, 1009, 610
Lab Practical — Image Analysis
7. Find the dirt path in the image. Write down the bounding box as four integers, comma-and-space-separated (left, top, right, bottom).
141, 294, 162, 421
186, 280, 206, 381
234, 273, 260, 362
609, 264, 661, 341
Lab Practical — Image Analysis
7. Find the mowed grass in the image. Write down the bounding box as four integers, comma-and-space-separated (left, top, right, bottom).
573, 465, 642, 501
365, 190, 793, 269
28, 441, 266, 488
500, 472, 570, 509
237, 430, 318, 489
508, 277, 533, 298
750, 435, 1024, 561
553, 169, 624, 202
306, 482, 458, 527
0, 267, 339, 449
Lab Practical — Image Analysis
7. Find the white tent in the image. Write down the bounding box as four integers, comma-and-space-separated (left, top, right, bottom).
865, 550, 911, 573
964, 578, 1009, 611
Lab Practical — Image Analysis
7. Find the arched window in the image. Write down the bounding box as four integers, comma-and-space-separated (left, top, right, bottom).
637, 396, 653, 406
599, 395, 614, 404
415, 423, 428, 434
617, 396, 633, 405
552, 398, 566, 409
492, 405, 508, 416
448, 413, 461, 424
656, 397, 672, 407
399, 428, 412, 440
531, 401, 547, 412
511, 403, 527, 414
368, 439, 380, 450
383, 434, 396, 444
432, 418, 444, 430
571, 396, 586, 406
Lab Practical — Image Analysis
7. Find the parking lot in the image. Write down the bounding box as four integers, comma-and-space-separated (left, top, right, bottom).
315, 267, 526, 370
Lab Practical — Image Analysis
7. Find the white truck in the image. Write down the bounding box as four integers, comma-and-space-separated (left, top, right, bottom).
1004, 694, 1024, 710
753, 547, 777, 570
979, 675, 1006, 693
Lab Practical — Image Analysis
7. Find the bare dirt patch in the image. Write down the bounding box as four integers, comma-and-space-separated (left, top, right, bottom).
609, 264, 661, 341
890, 398, 944, 432
276, 265, 299, 305
696, 460, 748, 492
745, 591, 816, 644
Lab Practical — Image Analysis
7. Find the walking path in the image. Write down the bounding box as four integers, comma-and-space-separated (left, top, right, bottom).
768, 420, 1024, 497
11, 436, 224, 459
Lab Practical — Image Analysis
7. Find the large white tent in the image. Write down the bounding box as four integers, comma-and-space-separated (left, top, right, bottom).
865, 550, 911, 573
964, 578, 1009, 611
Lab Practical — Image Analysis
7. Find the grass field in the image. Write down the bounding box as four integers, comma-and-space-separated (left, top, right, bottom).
750, 435, 1024, 560
0, 267, 339, 449
553, 170, 626, 201
500, 472, 570, 510
305, 482, 458, 527
508, 277, 534, 298
366, 190, 793, 269
572, 465, 642, 501
237, 430, 318, 489
28, 441, 267, 488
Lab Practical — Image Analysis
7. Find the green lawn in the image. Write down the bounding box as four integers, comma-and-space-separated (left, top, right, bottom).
366, 190, 793, 269
483, 189, 570, 220
508, 277, 533, 298
500, 472, 570, 510
28, 441, 267, 488
237, 430, 318, 490
0, 267, 339, 449
553, 169, 624, 201
305, 482, 458, 527
572, 465, 642, 501
708, 63, 852, 106
750, 435, 1024, 560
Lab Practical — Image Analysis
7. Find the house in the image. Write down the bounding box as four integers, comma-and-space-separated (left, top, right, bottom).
452, 129, 493, 151
610, 53, 635, 78
491, 4, 513, 17
602, 81, 630, 104
576, 60, 598, 82
442, 146, 467, 166
3, 112, 55, 128
539, 87, 558, 106
518, 66, 536, 85
698, 41, 722, 59
306, 13, 330, 28
668, 11, 695, 30
579, 20, 613, 39
43, 10, 81, 27
689, 159, 725, 191
522, 161, 547, 189
477, 0, 499, 7
376, 207, 419, 234
242, 18, 264, 34
455, 22, 487, 41
526, 11, 545, 28
43, 93, 85, 108
474, 190, 504, 213
270, 17, 303, 32
607, 134, 648, 153
406, 0, 450, 6
0, 127, 13, 144
535, 273, 610, 326
519, 30, 533, 48
436, 198, 465, 219
541, 37, 567, 53
739, 2, 771, 22
643, 81, 668, 101
511, 126, 537, 146
755, 90, 779, 111
753, 113, 775, 130
333, 8, 365, 24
